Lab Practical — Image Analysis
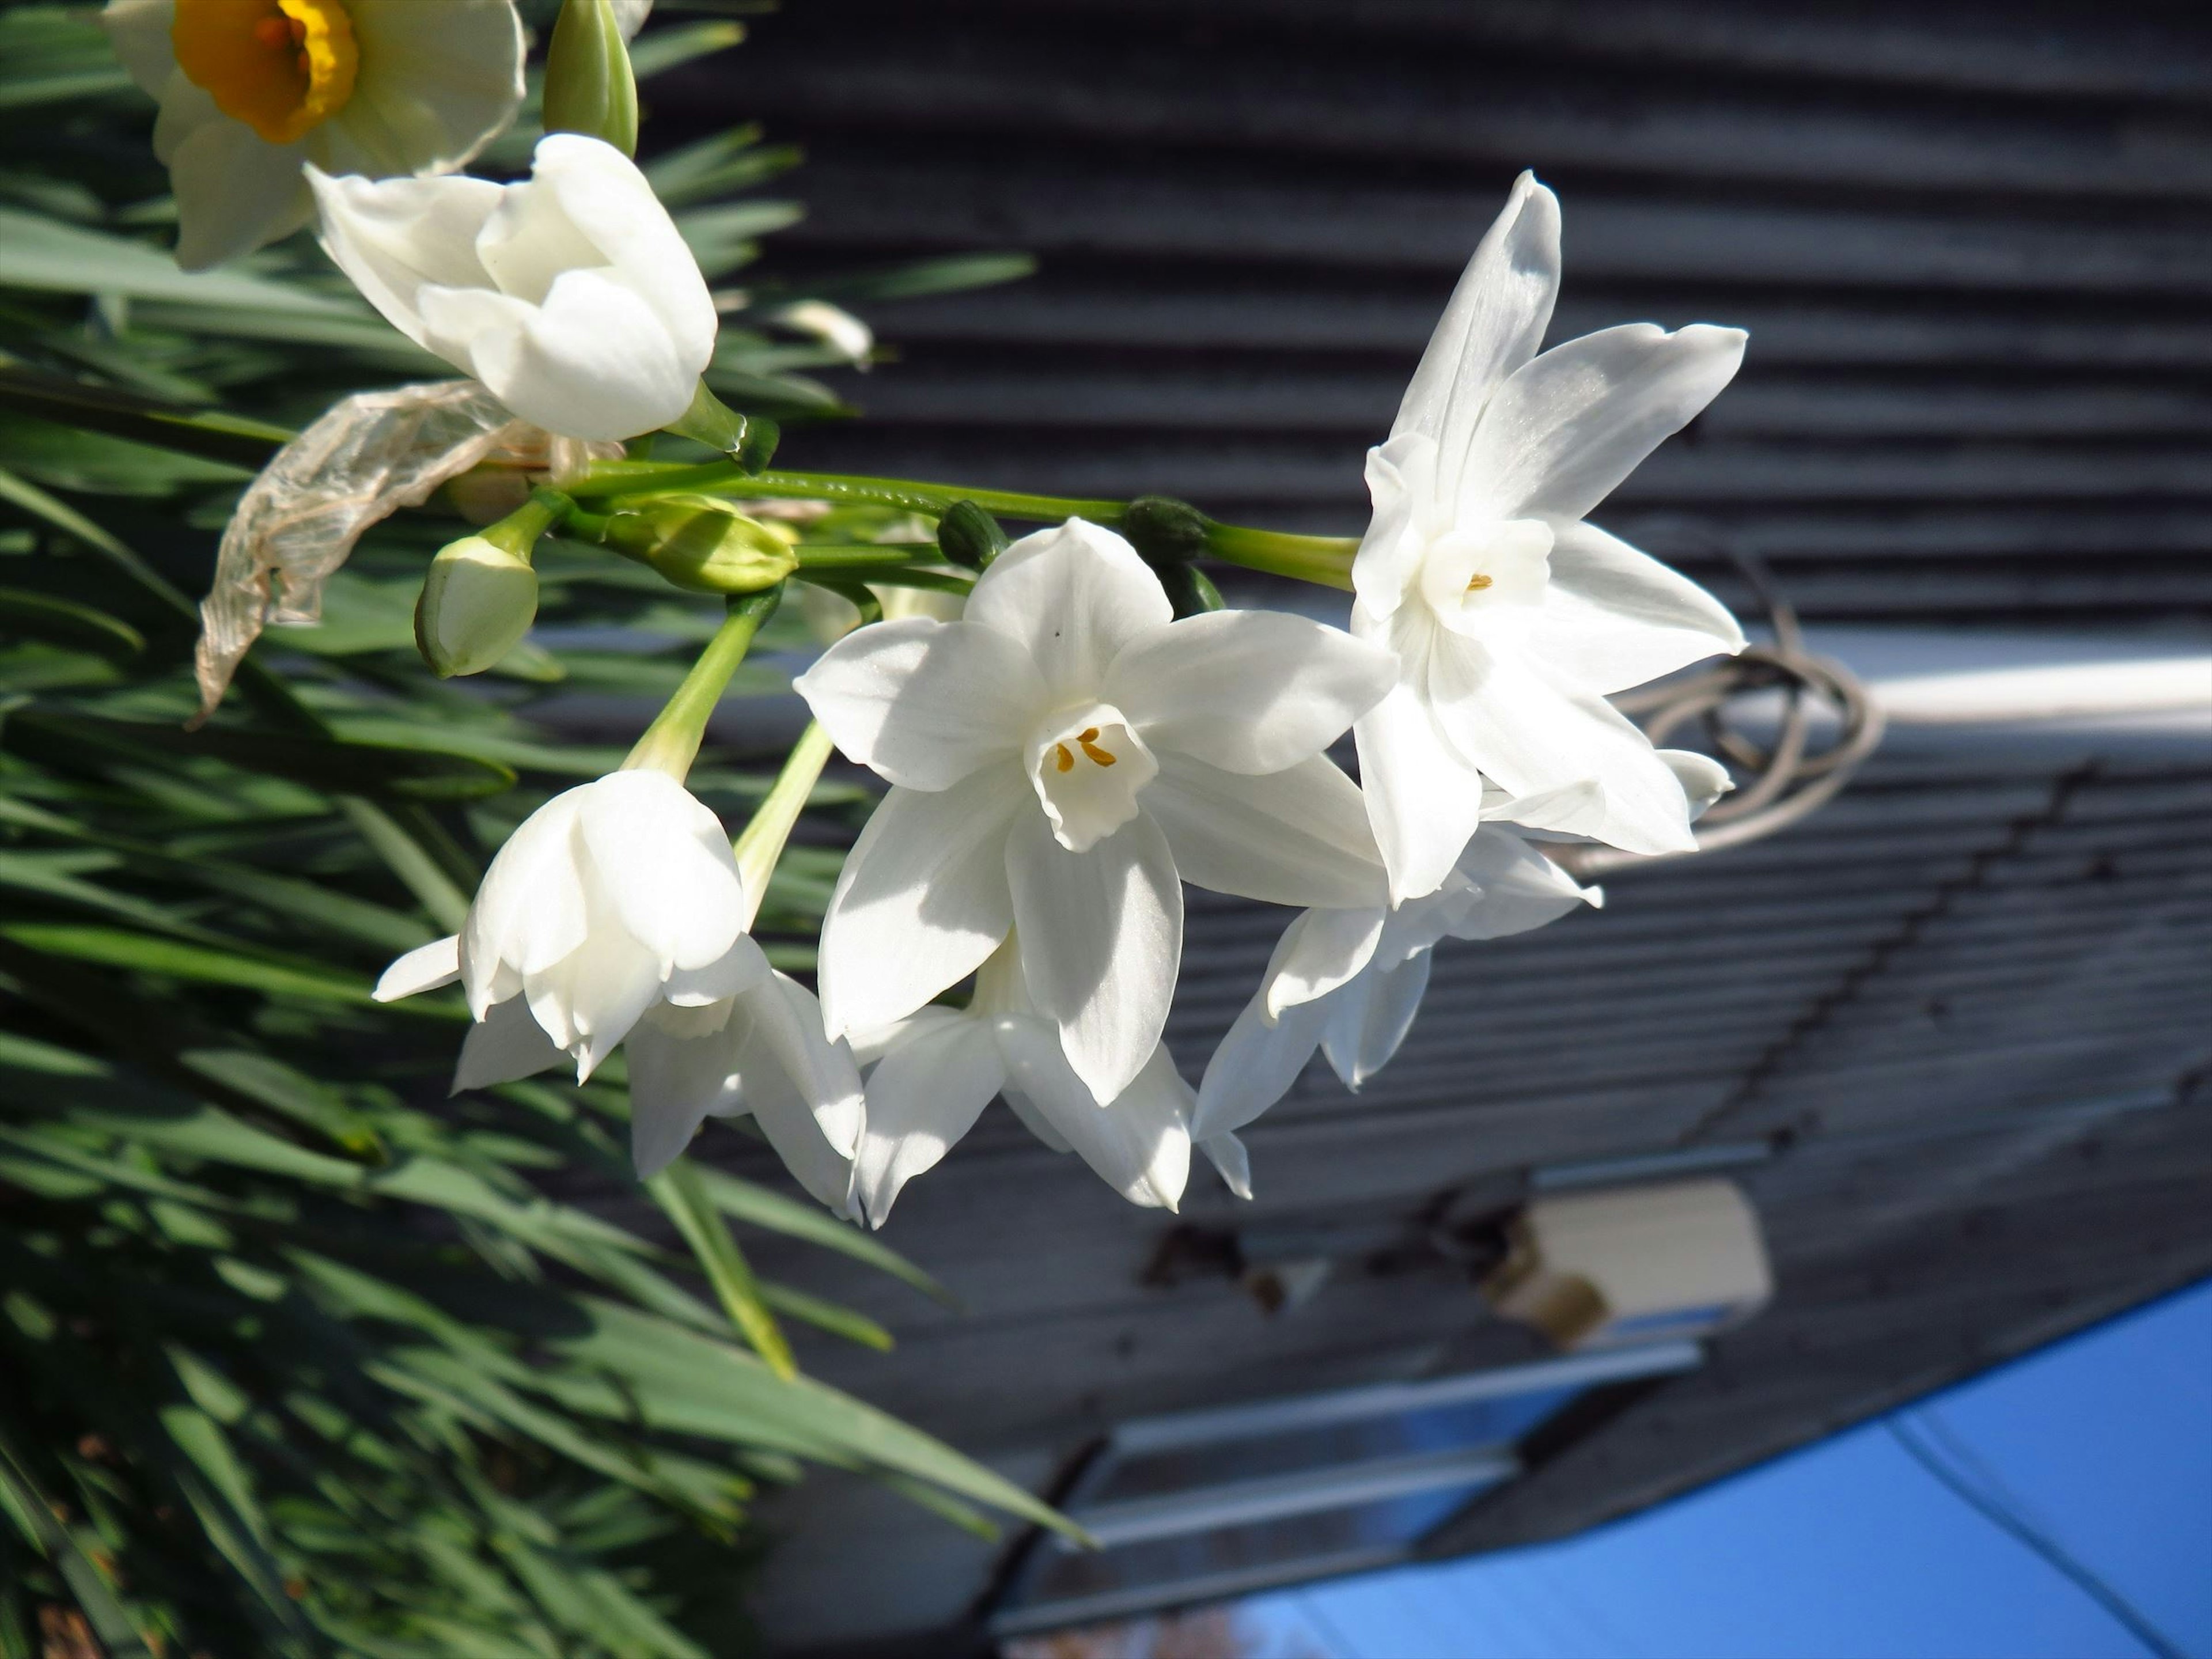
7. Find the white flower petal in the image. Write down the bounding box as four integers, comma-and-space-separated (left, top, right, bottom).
852, 1016, 1005, 1226
1004, 1030, 1191, 1211
100, 0, 176, 97
626, 1017, 739, 1178
1193, 992, 1330, 1140
1351, 431, 1440, 623
451, 995, 566, 1093
736, 975, 866, 1161
818, 768, 1025, 1036
1262, 906, 1387, 1020
574, 770, 745, 974
461, 787, 589, 1015
1143, 753, 1385, 911
795, 618, 1043, 790
663, 934, 774, 1007
1107, 609, 1397, 775
309, 165, 505, 348
375, 934, 460, 1002
1201, 1132, 1254, 1201
1663, 749, 1734, 821
1320, 950, 1433, 1090
167, 111, 313, 271
1397, 171, 1562, 467
1464, 322, 1748, 527
963, 520, 1171, 703
527, 923, 665, 1082
732, 1009, 860, 1218
430, 268, 692, 441
1427, 634, 1698, 857
336, 0, 525, 175
1524, 520, 1746, 695
1449, 827, 1603, 940
1351, 606, 1494, 904
1006, 809, 1182, 1105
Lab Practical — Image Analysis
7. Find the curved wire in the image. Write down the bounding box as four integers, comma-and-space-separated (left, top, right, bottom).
1560, 537, 1886, 879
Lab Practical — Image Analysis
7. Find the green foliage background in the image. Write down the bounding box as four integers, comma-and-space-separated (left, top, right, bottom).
0, 6, 1043, 1653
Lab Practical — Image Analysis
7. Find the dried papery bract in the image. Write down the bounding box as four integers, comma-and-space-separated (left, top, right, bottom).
192, 379, 618, 718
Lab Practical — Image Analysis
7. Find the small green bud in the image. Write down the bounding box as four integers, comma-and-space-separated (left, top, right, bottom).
1160, 562, 1224, 620
1122, 495, 1210, 570
662, 382, 781, 473
416, 537, 540, 677
544, 0, 639, 156
937, 500, 1009, 570
603, 495, 800, 594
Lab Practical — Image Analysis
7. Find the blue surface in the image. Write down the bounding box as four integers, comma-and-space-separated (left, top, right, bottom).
1244, 1278, 2212, 1659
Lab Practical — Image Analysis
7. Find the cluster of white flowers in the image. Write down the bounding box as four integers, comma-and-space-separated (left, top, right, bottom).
136, 2, 1751, 1225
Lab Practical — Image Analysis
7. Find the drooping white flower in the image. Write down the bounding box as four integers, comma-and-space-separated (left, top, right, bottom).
850, 942, 1191, 1225
1353, 170, 1749, 901
309, 134, 717, 441
1193, 751, 1732, 1155
371, 768, 861, 1207
102, 0, 524, 271
794, 518, 1397, 1104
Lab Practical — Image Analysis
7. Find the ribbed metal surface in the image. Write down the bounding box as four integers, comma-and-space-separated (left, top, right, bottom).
640, 8, 2212, 1650
665, 0, 2212, 624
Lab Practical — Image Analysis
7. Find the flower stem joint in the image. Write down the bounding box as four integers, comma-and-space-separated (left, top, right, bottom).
601, 496, 801, 594
1121, 495, 1222, 618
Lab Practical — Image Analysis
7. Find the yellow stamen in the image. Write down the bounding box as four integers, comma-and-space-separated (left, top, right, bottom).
173, 0, 358, 147
1465, 573, 1494, 592
1054, 743, 1075, 773
1078, 737, 1117, 767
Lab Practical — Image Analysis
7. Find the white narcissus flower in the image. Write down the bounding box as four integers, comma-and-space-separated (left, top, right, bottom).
372, 769, 861, 1210
1354, 169, 1749, 901
102, 0, 524, 271
1194, 752, 1732, 1156
309, 134, 717, 442
794, 519, 1397, 1106
851, 943, 1192, 1225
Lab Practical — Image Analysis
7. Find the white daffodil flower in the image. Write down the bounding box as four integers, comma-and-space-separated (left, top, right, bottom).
370, 769, 862, 1208
794, 518, 1398, 1105
309, 134, 717, 442
102, 0, 524, 271
850, 942, 1192, 1225
1194, 751, 1733, 1155
1353, 169, 1749, 902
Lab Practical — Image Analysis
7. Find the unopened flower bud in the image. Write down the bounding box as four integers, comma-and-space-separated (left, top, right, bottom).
937, 500, 1009, 570
603, 496, 800, 594
415, 537, 540, 677
1121, 495, 1210, 570
543, 0, 639, 156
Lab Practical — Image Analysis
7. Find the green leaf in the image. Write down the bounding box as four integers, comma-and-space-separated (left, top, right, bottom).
698, 1168, 954, 1305
0, 587, 143, 658
0, 364, 291, 469
627, 20, 745, 78
647, 1159, 797, 1380
0, 206, 355, 314
1, 708, 520, 803
0, 411, 251, 495
0, 923, 378, 1005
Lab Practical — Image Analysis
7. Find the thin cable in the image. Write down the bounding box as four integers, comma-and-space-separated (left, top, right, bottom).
1885, 1419, 2187, 1659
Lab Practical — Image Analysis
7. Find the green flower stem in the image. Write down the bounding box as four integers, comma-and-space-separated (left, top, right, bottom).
571, 462, 1360, 588
622, 587, 781, 780
793, 542, 950, 569
479, 487, 572, 562
733, 721, 837, 927
1200, 521, 1358, 590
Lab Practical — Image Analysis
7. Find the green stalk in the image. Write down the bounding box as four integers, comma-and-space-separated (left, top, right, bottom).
733, 722, 836, 927
572, 462, 1362, 588
621, 588, 781, 780
647, 1160, 797, 1380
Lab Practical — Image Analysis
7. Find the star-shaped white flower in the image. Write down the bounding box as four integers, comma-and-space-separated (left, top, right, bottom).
794, 518, 1396, 1104
1354, 170, 1749, 902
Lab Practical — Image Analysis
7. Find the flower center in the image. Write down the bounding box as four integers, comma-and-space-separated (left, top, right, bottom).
1027, 706, 1159, 853
1416, 517, 1554, 628
172, 0, 358, 146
